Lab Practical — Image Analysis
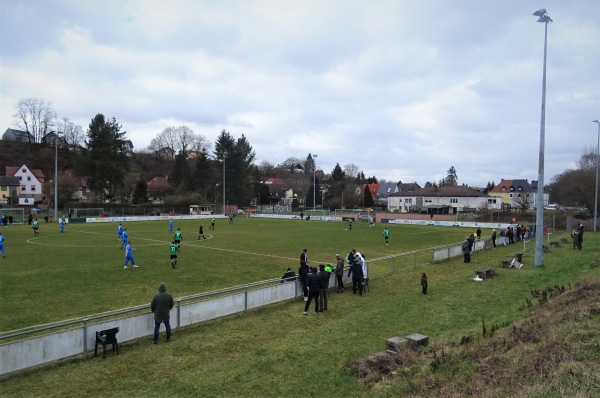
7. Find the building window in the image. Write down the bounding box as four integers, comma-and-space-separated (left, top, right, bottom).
22, 185, 27, 191
450, 198, 458, 204
27, 176, 31, 181
404, 198, 412, 204
22, 168, 26, 173
31, 185, 36, 191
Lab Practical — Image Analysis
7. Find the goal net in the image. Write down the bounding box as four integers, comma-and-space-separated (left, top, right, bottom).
68, 208, 105, 218
0, 208, 25, 224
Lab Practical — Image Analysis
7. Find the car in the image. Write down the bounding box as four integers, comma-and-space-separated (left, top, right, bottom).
544, 204, 559, 210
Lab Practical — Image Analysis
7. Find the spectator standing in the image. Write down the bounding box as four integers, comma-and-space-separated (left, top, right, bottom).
571, 228, 578, 249
334, 253, 345, 293
318, 264, 331, 311
303, 267, 322, 315
577, 224, 584, 250
491, 229, 497, 248
347, 258, 364, 295
421, 272, 428, 295
462, 238, 471, 263
467, 233, 475, 254
476, 227, 481, 240
500, 228, 506, 246
299, 249, 309, 301
150, 283, 174, 343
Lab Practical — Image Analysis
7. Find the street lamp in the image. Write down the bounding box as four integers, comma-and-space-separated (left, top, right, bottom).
313, 154, 318, 211
593, 120, 600, 232
533, 8, 552, 267
53, 133, 60, 220
222, 152, 227, 214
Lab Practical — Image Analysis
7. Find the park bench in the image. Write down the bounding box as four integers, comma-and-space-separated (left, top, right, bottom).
500, 259, 512, 268
95, 327, 119, 359
475, 267, 495, 279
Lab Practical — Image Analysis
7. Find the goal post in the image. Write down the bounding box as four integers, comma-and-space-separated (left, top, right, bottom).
0, 208, 25, 224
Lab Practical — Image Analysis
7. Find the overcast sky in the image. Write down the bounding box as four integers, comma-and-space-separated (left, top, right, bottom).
1, 0, 599, 187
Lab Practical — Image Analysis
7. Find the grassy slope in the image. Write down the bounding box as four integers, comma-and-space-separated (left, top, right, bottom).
0, 219, 598, 397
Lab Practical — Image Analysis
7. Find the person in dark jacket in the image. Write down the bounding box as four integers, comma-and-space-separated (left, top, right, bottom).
467, 233, 475, 254
334, 253, 345, 293
150, 283, 174, 343
299, 249, 309, 301
577, 224, 584, 250
462, 238, 471, 263
347, 258, 364, 295
421, 272, 428, 295
280, 268, 297, 283
491, 229, 497, 248
304, 267, 322, 315
318, 264, 331, 311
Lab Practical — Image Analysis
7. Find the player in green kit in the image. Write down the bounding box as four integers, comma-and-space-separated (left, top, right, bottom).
32, 219, 40, 236
169, 241, 180, 269
173, 228, 183, 246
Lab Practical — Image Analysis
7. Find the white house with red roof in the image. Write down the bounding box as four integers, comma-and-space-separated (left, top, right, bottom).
5, 165, 45, 201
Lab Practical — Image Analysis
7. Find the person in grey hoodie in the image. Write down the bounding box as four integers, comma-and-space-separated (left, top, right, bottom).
150, 283, 174, 343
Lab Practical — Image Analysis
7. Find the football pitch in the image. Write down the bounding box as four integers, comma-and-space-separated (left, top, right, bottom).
0, 217, 471, 331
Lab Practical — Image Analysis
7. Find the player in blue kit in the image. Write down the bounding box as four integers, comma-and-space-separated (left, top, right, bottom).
118, 224, 124, 241
169, 218, 174, 233
0, 232, 5, 257
59, 217, 66, 233
121, 229, 129, 249
124, 240, 138, 269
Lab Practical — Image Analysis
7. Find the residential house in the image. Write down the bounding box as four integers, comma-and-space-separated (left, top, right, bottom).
489, 179, 541, 210
147, 176, 171, 203
387, 185, 494, 214
376, 182, 398, 206
0, 176, 20, 205
5, 165, 45, 202
2, 128, 34, 143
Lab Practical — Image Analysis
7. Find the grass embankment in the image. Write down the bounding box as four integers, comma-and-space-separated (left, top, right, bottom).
0, 219, 598, 397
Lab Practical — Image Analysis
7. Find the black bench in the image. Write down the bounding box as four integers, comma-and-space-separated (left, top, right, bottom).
95, 327, 119, 358
476, 267, 495, 279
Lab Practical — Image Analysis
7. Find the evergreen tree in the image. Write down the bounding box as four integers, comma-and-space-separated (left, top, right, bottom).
331, 163, 345, 182
214, 130, 256, 207
169, 151, 191, 192
363, 184, 375, 208
190, 147, 214, 199
79, 113, 129, 200
132, 177, 149, 204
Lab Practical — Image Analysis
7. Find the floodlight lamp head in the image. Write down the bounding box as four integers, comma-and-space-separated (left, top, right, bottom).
594, 120, 600, 124
533, 9, 547, 17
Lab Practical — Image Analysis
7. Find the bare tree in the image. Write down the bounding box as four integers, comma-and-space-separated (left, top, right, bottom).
343, 163, 360, 179
148, 125, 207, 160
56, 117, 84, 148
515, 193, 533, 213
13, 98, 56, 144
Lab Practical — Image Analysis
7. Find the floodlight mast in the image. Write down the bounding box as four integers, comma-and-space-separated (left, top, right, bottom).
594, 120, 600, 232
533, 8, 552, 267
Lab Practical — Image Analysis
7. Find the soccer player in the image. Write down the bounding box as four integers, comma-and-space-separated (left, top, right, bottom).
0, 232, 5, 257
121, 229, 129, 249
209, 217, 215, 230
198, 223, 206, 240
117, 224, 124, 241
229, 213, 234, 224
169, 218, 174, 233
32, 218, 40, 236
169, 241, 180, 269
174, 228, 182, 246
347, 218, 353, 230
124, 240, 138, 269
383, 227, 390, 246
59, 217, 66, 233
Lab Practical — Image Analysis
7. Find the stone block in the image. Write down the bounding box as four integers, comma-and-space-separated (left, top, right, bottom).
405, 333, 429, 349
385, 336, 408, 353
